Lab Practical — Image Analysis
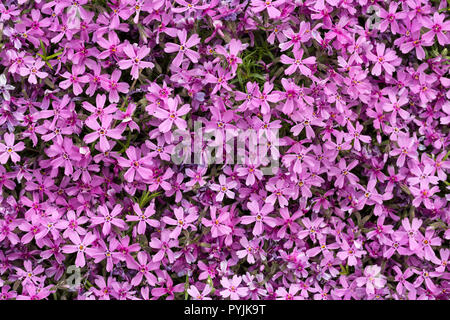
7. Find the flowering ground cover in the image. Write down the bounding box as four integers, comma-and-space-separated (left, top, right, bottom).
0, 0, 449, 300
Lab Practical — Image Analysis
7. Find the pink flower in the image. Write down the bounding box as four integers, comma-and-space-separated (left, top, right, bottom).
82, 94, 117, 120
164, 29, 200, 67
187, 285, 212, 300
202, 206, 232, 238
356, 265, 387, 295
62, 232, 97, 268
279, 22, 312, 51
126, 202, 160, 235
210, 174, 237, 202
185, 166, 207, 187
19, 59, 48, 84
0, 133, 24, 164
401, 218, 422, 251
276, 284, 302, 300
100, 70, 130, 103
420, 12, 450, 46
251, 0, 284, 19
389, 133, 418, 167
117, 146, 153, 182
153, 97, 190, 133
220, 275, 249, 300
97, 31, 126, 59
162, 207, 198, 239
215, 39, 244, 73
410, 185, 440, 210
84, 115, 124, 152
254, 82, 279, 115
281, 49, 316, 76
128, 252, 158, 286
118, 43, 154, 79
90, 204, 127, 236
378, 2, 406, 34
59, 65, 89, 96
329, 158, 359, 188
240, 200, 278, 236
149, 230, 178, 263
367, 43, 401, 76
336, 239, 366, 266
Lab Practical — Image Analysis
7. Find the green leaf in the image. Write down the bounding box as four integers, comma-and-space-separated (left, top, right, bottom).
207, 275, 215, 295
249, 73, 266, 81
442, 150, 450, 161
46, 50, 63, 60
184, 274, 189, 300
40, 40, 47, 56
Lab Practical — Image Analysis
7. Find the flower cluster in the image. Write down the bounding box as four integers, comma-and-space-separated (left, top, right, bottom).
0, 0, 449, 300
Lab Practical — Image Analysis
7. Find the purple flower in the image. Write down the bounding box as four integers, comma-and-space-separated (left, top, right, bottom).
0, 133, 24, 164
240, 200, 278, 236
118, 43, 154, 79
220, 275, 248, 300
62, 232, 97, 268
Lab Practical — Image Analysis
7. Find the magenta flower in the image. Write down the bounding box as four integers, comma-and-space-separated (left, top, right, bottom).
90, 204, 127, 236
172, 0, 208, 13
279, 22, 312, 51
62, 232, 97, 268
97, 31, 126, 59
281, 49, 316, 76
336, 239, 366, 266
117, 146, 153, 182
210, 174, 237, 202
45, 137, 82, 175
390, 133, 418, 167
100, 70, 130, 103
345, 121, 371, 151
220, 275, 249, 300
215, 39, 243, 73
126, 202, 160, 235
416, 228, 442, 261
276, 285, 302, 300
84, 115, 124, 152
128, 252, 158, 286
383, 92, 410, 122
356, 265, 387, 295
91, 238, 120, 272
118, 43, 154, 79
329, 159, 359, 188
410, 185, 440, 209
149, 230, 178, 263
14, 260, 44, 286
151, 271, 185, 300
153, 97, 190, 133
420, 12, 450, 46
187, 285, 212, 300
0, 133, 24, 164
265, 179, 291, 208
19, 59, 48, 84
0, 0, 449, 302
82, 94, 117, 120
202, 206, 232, 238
185, 166, 208, 187
240, 200, 278, 236
254, 82, 279, 115
164, 29, 200, 67
162, 207, 198, 239
367, 43, 401, 76
378, 2, 406, 34
59, 65, 89, 96
251, 0, 284, 19
401, 218, 423, 251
